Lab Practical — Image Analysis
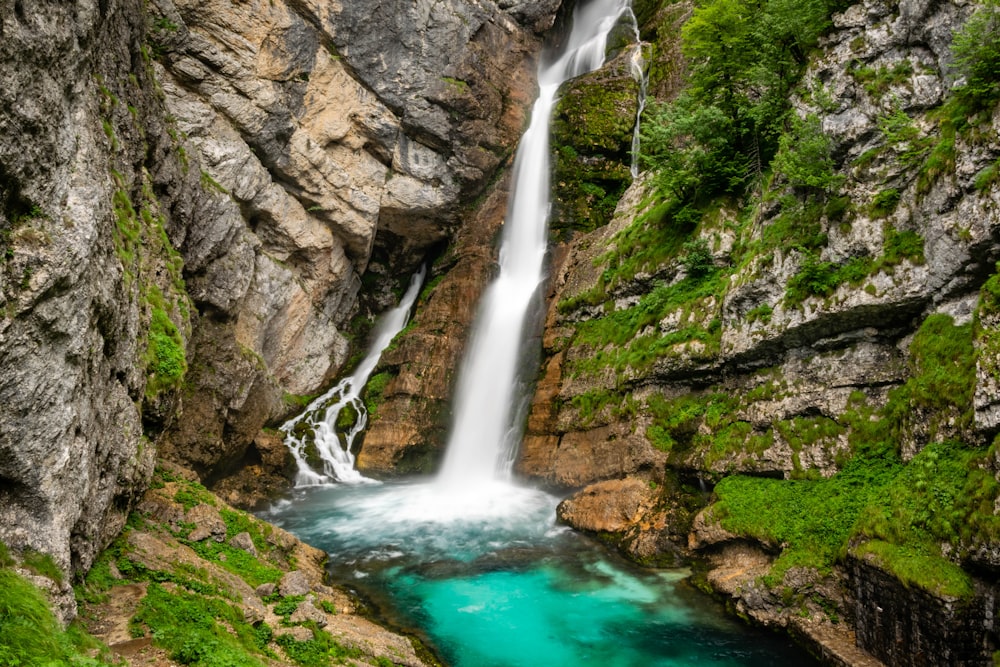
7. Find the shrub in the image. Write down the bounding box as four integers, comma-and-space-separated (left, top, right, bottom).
146, 307, 186, 396
772, 114, 841, 192
868, 188, 900, 218
951, 0, 1000, 111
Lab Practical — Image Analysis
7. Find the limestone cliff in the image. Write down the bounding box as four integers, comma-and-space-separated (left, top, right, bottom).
0, 0, 559, 619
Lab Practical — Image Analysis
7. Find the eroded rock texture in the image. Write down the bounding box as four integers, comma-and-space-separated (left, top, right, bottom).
0, 0, 560, 606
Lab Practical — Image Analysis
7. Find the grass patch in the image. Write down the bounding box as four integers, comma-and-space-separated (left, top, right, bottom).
184, 539, 282, 588
712, 446, 902, 585
146, 306, 187, 397
883, 314, 975, 438
130, 582, 268, 666
0, 568, 116, 666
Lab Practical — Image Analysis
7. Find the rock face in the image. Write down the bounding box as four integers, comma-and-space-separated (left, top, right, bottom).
504, 0, 1000, 664
148, 0, 556, 486
0, 0, 160, 584
0, 0, 559, 606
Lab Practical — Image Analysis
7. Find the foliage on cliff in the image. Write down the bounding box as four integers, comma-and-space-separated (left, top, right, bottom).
543, 0, 1000, 638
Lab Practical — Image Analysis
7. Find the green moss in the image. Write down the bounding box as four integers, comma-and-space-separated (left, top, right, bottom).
550, 66, 636, 235
363, 371, 394, 421
146, 306, 187, 397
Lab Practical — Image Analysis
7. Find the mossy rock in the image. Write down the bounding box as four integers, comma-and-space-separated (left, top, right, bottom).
551, 54, 638, 235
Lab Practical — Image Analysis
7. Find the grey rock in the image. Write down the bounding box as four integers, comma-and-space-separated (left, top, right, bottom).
279, 569, 312, 597
290, 598, 329, 627
186, 504, 227, 543
229, 531, 257, 557
256, 582, 278, 598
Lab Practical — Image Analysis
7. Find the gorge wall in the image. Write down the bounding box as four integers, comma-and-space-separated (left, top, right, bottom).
0, 0, 559, 611
529, 0, 1000, 664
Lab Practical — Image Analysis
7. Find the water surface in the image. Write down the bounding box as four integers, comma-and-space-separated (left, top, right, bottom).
263, 480, 818, 667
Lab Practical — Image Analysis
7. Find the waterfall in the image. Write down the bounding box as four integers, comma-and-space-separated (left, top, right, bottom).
627, 8, 648, 179
281, 267, 426, 486
437, 0, 636, 489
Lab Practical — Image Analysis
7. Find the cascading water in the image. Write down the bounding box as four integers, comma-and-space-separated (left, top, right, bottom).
438, 0, 636, 489
263, 4, 819, 665
627, 8, 649, 179
280, 267, 425, 486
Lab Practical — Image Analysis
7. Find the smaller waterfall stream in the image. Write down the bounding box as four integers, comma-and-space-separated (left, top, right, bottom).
280, 267, 425, 486
626, 8, 648, 179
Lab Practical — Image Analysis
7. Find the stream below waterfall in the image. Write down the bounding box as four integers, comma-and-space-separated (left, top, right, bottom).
262, 481, 818, 667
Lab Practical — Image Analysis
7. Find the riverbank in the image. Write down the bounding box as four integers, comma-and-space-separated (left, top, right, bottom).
73, 463, 437, 667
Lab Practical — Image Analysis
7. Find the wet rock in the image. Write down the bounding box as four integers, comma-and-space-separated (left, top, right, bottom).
557, 478, 657, 533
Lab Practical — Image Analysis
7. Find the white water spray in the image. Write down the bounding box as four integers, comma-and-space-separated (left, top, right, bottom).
281, 267, 426, 486
437, 0, 636, 490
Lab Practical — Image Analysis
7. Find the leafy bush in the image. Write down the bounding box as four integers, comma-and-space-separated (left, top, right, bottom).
681, 238, 714, 279
275, 628, 361, 667
951, 0, 1000, 111
772, 114, 841, 192
869, 188, 901, 218
130, 583, 267, 666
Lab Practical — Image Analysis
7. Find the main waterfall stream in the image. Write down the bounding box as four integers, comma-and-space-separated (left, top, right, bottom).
266, 1, 819, 664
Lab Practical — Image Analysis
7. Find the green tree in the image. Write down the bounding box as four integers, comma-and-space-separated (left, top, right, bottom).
951, 0, 1000, 111
640, 97, 741, 203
